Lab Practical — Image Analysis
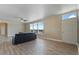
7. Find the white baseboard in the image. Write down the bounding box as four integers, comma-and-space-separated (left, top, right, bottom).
40, 37, 77, 45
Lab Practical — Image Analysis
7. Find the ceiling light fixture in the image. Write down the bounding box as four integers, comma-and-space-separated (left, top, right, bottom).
16, 17, 27, 23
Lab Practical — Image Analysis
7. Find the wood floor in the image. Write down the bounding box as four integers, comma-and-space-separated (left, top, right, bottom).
0, 36, 78, 55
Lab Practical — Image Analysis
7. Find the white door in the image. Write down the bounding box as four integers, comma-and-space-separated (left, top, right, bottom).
62, 18, 77, 44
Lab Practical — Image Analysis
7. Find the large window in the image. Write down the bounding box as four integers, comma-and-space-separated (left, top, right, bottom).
30, 22, 44, 33
62, 12, 77, 20
38, 22, 44, 33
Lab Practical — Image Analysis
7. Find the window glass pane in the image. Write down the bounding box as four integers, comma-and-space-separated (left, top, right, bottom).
33, 23, 38, 33
63, 12, 76, 20
30, 22, 44, 33
30, 24, 33, 30
38, 22, 44, 30
30, 24, 34, 32
33, 23, 38, 30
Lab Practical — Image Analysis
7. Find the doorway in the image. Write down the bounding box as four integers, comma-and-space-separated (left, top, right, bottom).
0, 23, 8, 36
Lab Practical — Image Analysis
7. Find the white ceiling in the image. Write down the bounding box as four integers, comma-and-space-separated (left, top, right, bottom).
0, 4, 77, 23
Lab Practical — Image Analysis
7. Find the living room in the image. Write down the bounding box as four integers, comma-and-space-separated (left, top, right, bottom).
0, 4, 78, 55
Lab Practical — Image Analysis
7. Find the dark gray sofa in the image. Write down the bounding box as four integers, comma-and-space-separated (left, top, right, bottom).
12, 32, 37, 45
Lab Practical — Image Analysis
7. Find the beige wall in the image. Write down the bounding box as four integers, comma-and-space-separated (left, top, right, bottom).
22, 23, 30, 32
21, 23, 27, 32
44, 15, 61, 40
7, 22, 24, 36
25, 23, 30, 32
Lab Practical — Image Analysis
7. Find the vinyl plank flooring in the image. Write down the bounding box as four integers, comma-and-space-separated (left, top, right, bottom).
0, 36, 78, 55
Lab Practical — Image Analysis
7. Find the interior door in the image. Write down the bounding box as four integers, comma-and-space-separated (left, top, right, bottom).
62, 18, 77, 44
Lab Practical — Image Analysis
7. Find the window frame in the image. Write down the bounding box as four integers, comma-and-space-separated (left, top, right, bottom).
30, 21, 44, 33
62, 11, 77, 20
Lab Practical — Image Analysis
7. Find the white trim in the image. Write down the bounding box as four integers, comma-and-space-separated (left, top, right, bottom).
41, 37, 77, 45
